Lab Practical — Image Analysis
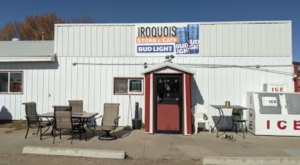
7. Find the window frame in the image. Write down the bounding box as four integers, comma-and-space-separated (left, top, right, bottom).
113, 77, 144, 95
0, 71, 23, 95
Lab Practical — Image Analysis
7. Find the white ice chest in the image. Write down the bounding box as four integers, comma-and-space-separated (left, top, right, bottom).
247, 92, 300, 136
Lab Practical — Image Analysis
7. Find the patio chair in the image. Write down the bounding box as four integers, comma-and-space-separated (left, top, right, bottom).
232, 109, 247, 139
99, 103, 121, 140
53, 106, 84, 144
23, 102, 52, 140
85, 116, 97, 136
68, 100, 83, 113
68, 100, 84, 128
193, 104, 211, 134
69, 100, 97, 136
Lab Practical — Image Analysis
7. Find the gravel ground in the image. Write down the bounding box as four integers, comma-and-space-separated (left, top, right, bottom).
0, 153, 202, 165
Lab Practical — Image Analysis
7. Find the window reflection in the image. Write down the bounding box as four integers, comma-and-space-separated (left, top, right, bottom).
157, 77, 180, 103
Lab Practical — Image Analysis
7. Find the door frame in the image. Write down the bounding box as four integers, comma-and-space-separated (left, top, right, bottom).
153, 73, 183, 134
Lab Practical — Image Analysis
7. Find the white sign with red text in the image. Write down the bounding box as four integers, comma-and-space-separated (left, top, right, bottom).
251, 115, 300, 136
263, 83, 288, 92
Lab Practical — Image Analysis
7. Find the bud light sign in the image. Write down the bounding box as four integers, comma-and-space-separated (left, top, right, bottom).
135, 23, 200, 56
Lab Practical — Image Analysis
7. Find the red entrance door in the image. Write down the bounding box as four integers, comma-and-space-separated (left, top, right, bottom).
154, 75, 182, 133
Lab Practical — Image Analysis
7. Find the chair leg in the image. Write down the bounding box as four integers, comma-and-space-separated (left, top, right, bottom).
60, 131, 62, 139
235, 122, 238, 133
25, 126, 29, 139
231, 122, 235, 131
92, 126, 96, 136
85, 131, 88, 141
244, 121, 248, 133
36, 127, 40, 135
39, 126, 43, 140
71, 131, 74, 144
53, 130, 56, 144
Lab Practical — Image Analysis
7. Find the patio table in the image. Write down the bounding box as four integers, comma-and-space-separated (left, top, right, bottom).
38, 111, 98, 139
210, 105, 247, 138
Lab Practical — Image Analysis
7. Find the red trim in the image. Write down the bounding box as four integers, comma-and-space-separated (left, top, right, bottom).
185, 73, 192, 134
294, 64, 299, 92
144, 73, 150, 132
153, 73, 182, 75
144, 66, 193, 75
181, 74, 185, 135
152, 74, 155, 133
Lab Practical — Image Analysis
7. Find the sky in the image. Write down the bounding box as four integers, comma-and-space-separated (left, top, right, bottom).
0, 0, 299, 61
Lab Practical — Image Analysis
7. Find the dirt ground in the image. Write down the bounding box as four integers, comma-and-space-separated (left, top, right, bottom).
0, 153, 202, 165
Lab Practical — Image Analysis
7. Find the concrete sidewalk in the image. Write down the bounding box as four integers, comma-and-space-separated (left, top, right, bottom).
1, 127, 300, 164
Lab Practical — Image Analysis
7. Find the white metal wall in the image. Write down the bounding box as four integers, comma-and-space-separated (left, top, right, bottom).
0, 56, 293, 126
55, 25, 135, 57
55, 21, 292, 57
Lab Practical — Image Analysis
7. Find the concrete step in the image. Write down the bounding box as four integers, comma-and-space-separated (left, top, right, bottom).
22, 146, 126, 159
203, 157, 300, 165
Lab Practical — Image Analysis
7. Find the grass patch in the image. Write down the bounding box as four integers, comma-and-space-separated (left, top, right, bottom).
0, 120, 27, 130
4, 130, 14, 134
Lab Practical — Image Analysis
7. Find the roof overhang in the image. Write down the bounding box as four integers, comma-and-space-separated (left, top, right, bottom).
141, 62, 196, 75
0, 54, 56, 63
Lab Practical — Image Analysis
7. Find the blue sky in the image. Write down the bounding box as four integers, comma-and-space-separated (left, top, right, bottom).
0, 0, 299, 61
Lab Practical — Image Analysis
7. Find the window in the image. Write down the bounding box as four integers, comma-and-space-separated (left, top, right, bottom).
0, 71, 23, 94
114, 78, 143, 95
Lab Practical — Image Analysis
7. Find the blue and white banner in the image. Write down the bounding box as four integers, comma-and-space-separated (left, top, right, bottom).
135, 23, 200, 56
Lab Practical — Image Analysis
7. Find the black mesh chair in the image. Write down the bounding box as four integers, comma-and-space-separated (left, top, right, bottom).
23, 102, 52, 140
232, 108, 247, 139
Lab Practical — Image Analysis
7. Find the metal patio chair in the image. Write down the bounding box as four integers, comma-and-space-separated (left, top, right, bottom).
68, 100, 83, 113
23, 102, 52, 140
86, 103, 121, 139
99, 103, 121, 140
52, 106, 84, 144
232, 108, 247, 139
68, 100, 84, 128
69, 100, 97, 136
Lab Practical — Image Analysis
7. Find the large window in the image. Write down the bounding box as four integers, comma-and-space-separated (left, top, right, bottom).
0, 71, 23, 94
114, 78, 143, 95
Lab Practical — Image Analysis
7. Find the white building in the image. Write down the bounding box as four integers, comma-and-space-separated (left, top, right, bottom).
0, 21, 294, 135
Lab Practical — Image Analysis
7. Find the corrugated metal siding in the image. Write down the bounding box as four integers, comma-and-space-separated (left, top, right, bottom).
55, 25, 135, 57
0, 56, 293, 126
55, 21, 291, 57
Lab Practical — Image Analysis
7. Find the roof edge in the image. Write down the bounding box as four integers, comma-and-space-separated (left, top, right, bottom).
0, 54, 56, 63
141, 62, 196, 75
55, 20, 292, 27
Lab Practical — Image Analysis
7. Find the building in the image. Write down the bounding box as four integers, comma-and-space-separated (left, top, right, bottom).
0, 21, 295, 135
293, 61, 300, 92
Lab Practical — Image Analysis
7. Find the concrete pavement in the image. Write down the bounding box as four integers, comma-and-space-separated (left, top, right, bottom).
1, 127, 300, 164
